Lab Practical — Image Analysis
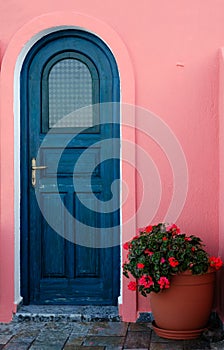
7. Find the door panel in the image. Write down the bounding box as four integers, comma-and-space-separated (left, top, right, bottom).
21, 30, 120, 305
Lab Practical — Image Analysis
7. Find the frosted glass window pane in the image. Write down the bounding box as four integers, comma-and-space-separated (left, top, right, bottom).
49, 59, 93, 128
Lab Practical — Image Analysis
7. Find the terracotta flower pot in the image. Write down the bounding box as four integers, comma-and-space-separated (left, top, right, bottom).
150, 270, 216, 339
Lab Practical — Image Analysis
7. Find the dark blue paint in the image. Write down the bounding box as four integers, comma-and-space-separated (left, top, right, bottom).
21, 30, 120, 305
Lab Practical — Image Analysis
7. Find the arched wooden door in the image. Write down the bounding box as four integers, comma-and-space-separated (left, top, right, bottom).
20, 30, 120, 305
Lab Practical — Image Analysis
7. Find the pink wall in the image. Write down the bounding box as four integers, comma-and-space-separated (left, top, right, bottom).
0, 0, 224, 322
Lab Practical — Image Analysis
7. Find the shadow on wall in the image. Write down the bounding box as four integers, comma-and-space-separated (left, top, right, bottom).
215, 268, 224, 321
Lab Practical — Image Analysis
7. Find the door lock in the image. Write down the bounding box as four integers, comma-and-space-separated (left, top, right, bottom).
31, 158, 47, 187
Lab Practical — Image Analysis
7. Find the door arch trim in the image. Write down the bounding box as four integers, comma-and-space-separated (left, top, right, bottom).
0, 12, 136, 322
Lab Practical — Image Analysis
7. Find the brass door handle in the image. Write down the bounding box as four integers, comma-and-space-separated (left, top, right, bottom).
31, 158, 47, 187
32, 165, 48, 170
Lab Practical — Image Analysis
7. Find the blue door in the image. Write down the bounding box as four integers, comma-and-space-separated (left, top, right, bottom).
21, 30, 120, 305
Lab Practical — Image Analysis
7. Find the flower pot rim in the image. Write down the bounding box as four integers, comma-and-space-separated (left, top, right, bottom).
175, 268, 216, 276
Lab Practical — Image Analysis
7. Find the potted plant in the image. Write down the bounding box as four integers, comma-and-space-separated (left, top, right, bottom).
123, 223, 223, 339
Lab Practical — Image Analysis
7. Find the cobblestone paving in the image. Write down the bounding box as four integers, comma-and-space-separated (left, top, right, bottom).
0, 320, 224, 350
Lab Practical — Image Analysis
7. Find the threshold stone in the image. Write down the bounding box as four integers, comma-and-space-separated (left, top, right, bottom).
14, 305, 120, 322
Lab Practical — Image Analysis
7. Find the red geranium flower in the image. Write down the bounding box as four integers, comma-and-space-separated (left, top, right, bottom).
167, 224, 180, 235
137, 263, 145, 269
139, 275, 154, 288
123, 242, 129, 250
145, 225, 153, 233
209, 256, 223, 270
158, 276, 170, 289
168, 257, 179, 267
162, 237, 168, 241
128, 281, 137, 291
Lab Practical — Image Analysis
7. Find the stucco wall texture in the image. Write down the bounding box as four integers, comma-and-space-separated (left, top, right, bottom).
0, 0, 224, 322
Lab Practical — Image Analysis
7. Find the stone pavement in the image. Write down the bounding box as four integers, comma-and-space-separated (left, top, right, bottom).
0, 306, 223, 349
0, 320, 224, 350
